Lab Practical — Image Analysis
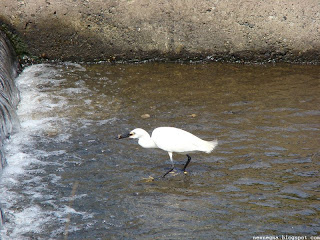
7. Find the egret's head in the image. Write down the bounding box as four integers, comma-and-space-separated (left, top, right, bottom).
117, 128, 148, 139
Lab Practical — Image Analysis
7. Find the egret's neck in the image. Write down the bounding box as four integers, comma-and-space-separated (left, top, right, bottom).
138, 135, 158, 149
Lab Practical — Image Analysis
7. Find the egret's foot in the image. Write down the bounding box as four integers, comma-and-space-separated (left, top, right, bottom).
162, 167, 177, 178
142, 176, 155, 182
170, 170, 179, 176
184, 171, 188, 175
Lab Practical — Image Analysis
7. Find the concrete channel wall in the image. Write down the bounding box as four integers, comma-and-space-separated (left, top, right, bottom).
0, 31, 20, 172
1, 0, 320, 62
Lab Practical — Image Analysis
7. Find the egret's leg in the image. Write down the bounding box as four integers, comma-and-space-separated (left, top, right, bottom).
162, 152, 174, 178
182, 154, 192, 173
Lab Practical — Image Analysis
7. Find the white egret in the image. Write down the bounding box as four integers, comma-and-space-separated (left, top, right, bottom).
118, 127, 218, 177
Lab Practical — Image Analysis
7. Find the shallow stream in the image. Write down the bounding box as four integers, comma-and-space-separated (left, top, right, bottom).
0, 62, 319, 239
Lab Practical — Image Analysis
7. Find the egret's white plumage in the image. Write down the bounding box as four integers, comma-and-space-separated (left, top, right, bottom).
151, 127, 217, 154
118, 127, 218, 177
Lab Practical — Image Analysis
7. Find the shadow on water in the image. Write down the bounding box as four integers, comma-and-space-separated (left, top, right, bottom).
1, 62, 320, 239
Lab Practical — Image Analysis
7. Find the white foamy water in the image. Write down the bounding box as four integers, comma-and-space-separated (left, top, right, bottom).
0, 64, 92, 239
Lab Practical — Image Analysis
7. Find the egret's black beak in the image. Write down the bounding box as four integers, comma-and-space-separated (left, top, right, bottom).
117, 132, 131, 139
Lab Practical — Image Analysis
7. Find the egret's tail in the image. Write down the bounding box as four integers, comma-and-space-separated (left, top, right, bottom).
203, 139, 218, 153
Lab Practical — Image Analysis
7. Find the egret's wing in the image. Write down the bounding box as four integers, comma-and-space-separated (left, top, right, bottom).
151, 127, 215, 153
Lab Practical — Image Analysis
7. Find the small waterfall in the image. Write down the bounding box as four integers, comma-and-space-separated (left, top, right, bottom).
0, 30, 20, 225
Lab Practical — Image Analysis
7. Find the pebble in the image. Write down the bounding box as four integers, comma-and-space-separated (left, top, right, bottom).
141, 114, 151, 119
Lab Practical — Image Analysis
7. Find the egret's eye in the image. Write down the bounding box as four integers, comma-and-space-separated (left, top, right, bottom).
130, 132, 134, 136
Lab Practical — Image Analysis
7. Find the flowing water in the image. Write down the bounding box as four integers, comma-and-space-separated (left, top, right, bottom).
0, 62, 319, 239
